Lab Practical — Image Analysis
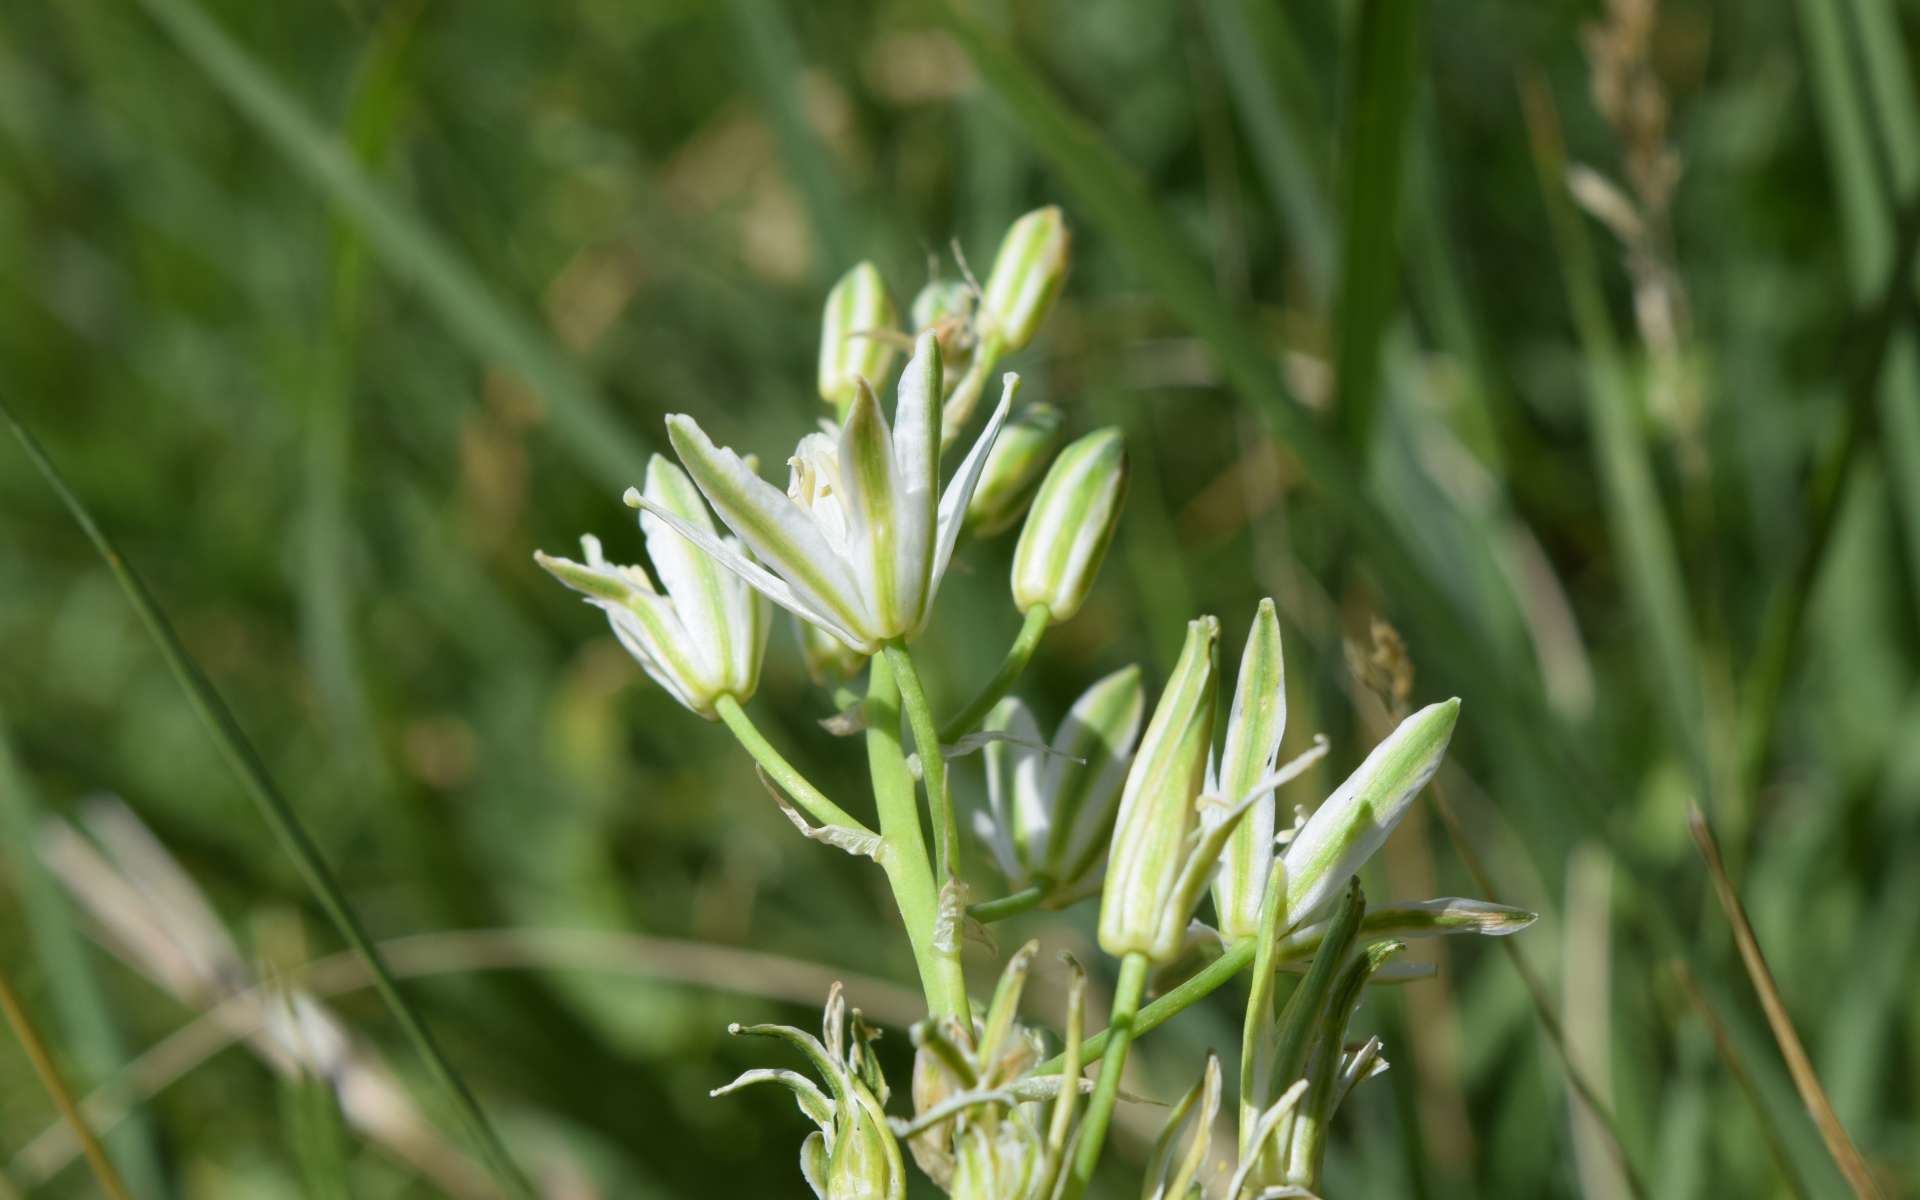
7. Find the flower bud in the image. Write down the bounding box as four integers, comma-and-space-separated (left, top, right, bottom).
1098, 616, 1220, 963
1141, 1052, 1221, 1200
1210, 599, 1288, 942
1010, 427, 1127, 622
819, 262, 900, 415
796, 614, 870, 684
911, 278, 978, 396
980, 206, 1069, 352
1281, 698, 1460, 931
975, 665, 1144, 892
963, 403, 1064, 537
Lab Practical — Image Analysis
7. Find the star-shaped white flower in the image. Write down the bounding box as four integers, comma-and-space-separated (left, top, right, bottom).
630, 331, 1013, 654
536, 456, 769, 719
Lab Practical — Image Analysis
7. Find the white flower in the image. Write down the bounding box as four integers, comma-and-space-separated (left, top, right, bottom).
631, 331, 1014, 655
536, 455, 770, 719
973, 665, 1144, 893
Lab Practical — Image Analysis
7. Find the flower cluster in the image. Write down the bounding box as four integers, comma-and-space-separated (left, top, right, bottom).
535, 205, 1531, 1198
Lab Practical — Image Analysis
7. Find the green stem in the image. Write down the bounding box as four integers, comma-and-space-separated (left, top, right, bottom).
884, 643, 959, 883
941, 332, 1006, 447
864, 654, 970, 1024
713, 694, 877, 840
0, 404, 535, 1199
1064, 952, 1150, 1199
938, 604, 1051, 743
1037, 940, 1256, 1075
968, 882, 1050, 924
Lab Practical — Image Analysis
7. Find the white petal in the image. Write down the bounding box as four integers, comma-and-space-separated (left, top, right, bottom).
890, 332, 941, 624
985, 697, 1045, 876
628, 489, 873, 653
641, 456, 733, 685
929, 373, 1017, 592
836, 382, 913, 635
666, 415, 875, 644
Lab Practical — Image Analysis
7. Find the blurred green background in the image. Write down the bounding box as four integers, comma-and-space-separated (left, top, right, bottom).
1, 0, 1916, 1196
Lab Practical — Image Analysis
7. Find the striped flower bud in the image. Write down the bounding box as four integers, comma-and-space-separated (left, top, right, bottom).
911, 278, 978, 397
1208, 598, 1290, 942
974, 665, 1145, 893
1009, 428, 1127, 622
980, 207, 1070, 352
963, 403, 1064, 537
819, 262, 901, 416
1281, 698, 1461, 931
536, 456, 769, 719
1098, 616, 1222, 963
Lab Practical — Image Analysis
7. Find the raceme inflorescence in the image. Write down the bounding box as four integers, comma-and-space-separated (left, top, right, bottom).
535, 207, 1532, 1199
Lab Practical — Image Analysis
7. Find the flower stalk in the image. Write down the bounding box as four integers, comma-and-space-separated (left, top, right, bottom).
865, 653, 970, 1025
884, 642, 960, 883
1062, 951, 1149, 1199
713, 695, 875, 839
939, 603, 1051, 743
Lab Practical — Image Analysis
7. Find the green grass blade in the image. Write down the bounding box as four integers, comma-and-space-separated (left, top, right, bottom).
0, 721, 169, 1197
127, 0, 649, 494
1519, 77, 1709, 798
1330, 0, 1422, 451
299, 0, 422, 782
1740, 0, 1920, 814
0, 403, 536, 1199
1196, 0, 1335, 297
724, 0, 857, 273
281, 1069, 354, 1200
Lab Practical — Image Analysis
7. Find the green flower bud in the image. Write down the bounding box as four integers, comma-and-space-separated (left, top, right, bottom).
1141, 1052, 1222, 1200
796, 614, 870, 684
980, 206, 1070, 352
1282, 699, 1460, 931
819, 262, 900, 415
976, 665, 1144, 893
911, 278, 978, 396
1010, 427, 1128, 622
1098, 616, 1220, 963
963, 403, 1064, 537
1210, 599, 1288, 942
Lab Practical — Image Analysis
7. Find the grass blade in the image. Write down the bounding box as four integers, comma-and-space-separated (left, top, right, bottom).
1426, 777, 1649, 1200
0, 722, 168, 1197
0, 968, 132, 1200
1330, 0, 1422, 450
0, 403, 535, 1199
1687, 804, 1882, 1198
1518, 75, 1708, 798
1671, 958, 1811, 1199
1195, 0, 1335, 297
724, 0, 857, 272
127, 0, 649, 494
